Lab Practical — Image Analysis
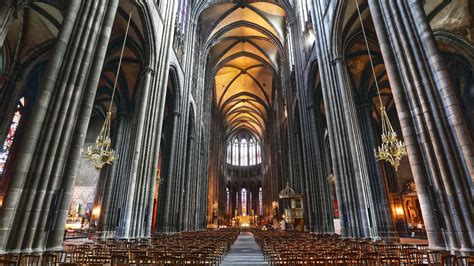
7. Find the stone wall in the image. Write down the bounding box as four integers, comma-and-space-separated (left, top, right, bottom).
69, 115, 103, 216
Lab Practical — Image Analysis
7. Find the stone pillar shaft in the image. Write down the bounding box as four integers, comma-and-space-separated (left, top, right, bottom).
368, 0, 474, 251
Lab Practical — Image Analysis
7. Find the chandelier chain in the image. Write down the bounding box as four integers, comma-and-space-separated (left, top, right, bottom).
109, 4, 134, 114
355, 0, 383, 109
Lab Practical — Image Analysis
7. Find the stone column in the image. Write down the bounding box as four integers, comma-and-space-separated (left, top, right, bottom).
95, 112, 127, 238
45, 0, 120, 250
310, 1, 400, 239
289, 19, 334, 233
182, 134, 195, 231
358, 102, 397, 238
368, 0, 474, 251
157, 110, 180, 233
120, 67, 154, 238
0, 0, 120, 252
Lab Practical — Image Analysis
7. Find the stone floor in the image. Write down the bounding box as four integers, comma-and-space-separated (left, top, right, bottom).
221, 231, 268, 265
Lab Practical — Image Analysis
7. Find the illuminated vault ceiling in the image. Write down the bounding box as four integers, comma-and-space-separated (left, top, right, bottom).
202, 2, 286, 140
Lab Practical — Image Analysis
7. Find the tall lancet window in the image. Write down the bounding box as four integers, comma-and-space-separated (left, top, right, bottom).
232, 139, 239, 165
256, 142, 261, 164
259, 187, 263, 215
226, 135, 261, 166
241, 188, 247, 216
240, 138, 248, 166
249, 139, 256, 165
0, 98, 24, 176
226, 142, 232, 164
226, 187, 230, 213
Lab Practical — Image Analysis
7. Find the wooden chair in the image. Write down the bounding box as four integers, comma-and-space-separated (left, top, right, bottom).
379, 257, 401, 266
356, 257, 377, 265
129, 250, 146, 263
21, 254, 40, 266
111, 254, 129, 265
0, 255, 18, 265
63, 244, 76, 253
0, 260, 17, 266
54, 251, 68, 263
42, 253, 58, 265
416, 244, 429, 252
407, 251, 424, 264
88, 255, 109, 264
70, 251, 87, 264
135, 255, 152, 264
456, 256, 474, 266
427, 251, 443, 265
441, 255, 457, 266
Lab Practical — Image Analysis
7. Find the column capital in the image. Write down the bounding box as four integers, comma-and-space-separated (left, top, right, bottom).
331, 56, 346, 65
172, 111, 181, 117
143, 67, 156, 75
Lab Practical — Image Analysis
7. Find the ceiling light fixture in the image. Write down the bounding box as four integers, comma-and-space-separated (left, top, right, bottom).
355, 0, 407, 170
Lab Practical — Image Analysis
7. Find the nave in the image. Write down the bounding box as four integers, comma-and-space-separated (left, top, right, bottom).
0, 0, 472, 263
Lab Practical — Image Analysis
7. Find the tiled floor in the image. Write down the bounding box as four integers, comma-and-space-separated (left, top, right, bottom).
221, 232, 268, 265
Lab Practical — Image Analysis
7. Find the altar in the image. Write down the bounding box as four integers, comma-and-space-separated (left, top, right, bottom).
232, 215, 257, 228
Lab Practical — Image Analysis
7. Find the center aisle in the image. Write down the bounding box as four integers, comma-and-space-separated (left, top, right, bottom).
221, 231, 268, 265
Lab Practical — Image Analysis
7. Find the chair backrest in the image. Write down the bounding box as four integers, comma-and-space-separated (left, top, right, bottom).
0, 255, 18, 265
357, 257, 377, 266
441, 254, 457, 266
407, 251, 424, 263
0, 259, 17, 266
135, 255, 152, 264
70, 251, 86, 263
42, 253, 58, 266
21, 254, 40, 266
427, 251, 443, 264
379, 257, 401, 266
111, 254, 129, 265
456, 256, 474, 266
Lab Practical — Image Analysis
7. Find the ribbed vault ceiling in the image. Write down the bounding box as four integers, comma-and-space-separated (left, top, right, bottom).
202, 1, 286, 140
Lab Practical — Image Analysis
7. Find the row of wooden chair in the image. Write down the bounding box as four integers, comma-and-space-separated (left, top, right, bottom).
0, 229, 239, 265
253, 230, 474, 265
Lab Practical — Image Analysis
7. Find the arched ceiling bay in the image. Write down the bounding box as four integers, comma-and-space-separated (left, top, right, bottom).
201, 1, 286, 140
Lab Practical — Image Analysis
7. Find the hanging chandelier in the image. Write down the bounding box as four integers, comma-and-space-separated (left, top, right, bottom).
355, 0, 407, 170
375, 106, 407, 170
85, 4, 134, 170
85, 111, 116, 169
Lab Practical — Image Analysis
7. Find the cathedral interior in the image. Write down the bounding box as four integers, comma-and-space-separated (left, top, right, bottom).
0, 0, 473, 264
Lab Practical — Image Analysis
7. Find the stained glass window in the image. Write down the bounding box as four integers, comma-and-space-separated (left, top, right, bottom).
249, 191, 252, 215
227, 142, 232, 164
232, 139, 239, 165
226, 136, 261, 166
256, 142, 261, 164
259, 187, 263, 215
226, 187, 230, 213
0, 98, 24, 175
241, 188, 247, 216
240, 139, 247, 166
249, 139, 256, 165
